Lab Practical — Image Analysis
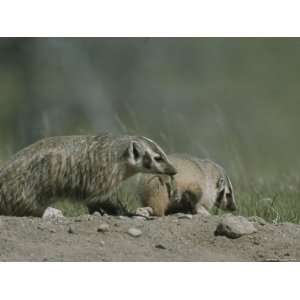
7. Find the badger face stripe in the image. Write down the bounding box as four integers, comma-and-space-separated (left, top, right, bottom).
142, 152, 152, 170
132, 142, 141, 161
139, 136, 168, 160
215, 188, 225, 208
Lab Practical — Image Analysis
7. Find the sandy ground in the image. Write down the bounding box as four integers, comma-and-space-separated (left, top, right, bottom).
0, 213, 299, 262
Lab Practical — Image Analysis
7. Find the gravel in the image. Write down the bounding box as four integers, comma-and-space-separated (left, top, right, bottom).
127, 227, 142, 237
42, 207, 64, 220
97, 223, 110, 232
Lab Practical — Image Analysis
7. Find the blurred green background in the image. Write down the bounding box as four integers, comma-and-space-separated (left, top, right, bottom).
1, 38, 300, 186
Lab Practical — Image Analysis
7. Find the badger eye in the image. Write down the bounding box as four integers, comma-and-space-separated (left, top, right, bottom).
154, 156, 163, 162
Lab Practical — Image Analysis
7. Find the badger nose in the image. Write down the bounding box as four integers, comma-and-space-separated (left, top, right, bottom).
165, 165, 177, 176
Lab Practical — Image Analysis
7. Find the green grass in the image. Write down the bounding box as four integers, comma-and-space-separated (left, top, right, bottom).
234, 178, 300, 224
52, 190, 141, 217
53, 198, 88, 217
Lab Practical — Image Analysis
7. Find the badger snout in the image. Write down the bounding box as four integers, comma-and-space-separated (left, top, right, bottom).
227, 201, 237, 211
164, 164, 177, 176
226, 195, 237, 211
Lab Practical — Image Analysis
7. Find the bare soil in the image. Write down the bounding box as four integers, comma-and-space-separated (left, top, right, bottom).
0, 214, 299, 262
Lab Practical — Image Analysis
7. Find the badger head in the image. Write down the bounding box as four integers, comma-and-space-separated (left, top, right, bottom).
124, 136, 177, 176
214, 175, 236, 211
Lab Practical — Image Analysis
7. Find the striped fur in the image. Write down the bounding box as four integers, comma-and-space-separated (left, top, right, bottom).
0, 134, 175, 216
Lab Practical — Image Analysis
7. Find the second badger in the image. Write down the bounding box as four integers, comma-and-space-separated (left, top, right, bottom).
94, 153, 236, 216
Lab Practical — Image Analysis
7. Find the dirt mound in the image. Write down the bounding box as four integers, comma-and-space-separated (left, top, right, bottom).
0, 213, 299, 261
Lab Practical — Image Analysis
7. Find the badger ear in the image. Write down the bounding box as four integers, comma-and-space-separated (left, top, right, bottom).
126, 141, 141, 162
217, 177, 226, 192
225, 175, 236, 210
226, 175, 234, 194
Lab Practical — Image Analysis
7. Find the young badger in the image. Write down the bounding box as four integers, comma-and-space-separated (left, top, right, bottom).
132, 153, 236, 216
0, 134, 177, 217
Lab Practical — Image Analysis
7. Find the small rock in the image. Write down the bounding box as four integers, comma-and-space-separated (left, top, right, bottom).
133, 216, 146, 221
42, 207, 64, 220
127, 227, 142, 237
215, 214, 257, 239
135, 207, 153, 217
155, 244, 166, 250
178, 214, 193, 220
75, 215, 92, 222
100, 240, 105, 246
97, 223, 109, 232
50, 229, 56, 233
264, 258, 281, 262
118, 216, 129, 220
248, 216, 267, 226
68, 226, 75, 234
93, 211, 101, 217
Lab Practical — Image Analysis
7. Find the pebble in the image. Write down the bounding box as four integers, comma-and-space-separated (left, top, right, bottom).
133, 216, 146, 221
118, 216, 129, 220
42, 207, 64, 220
178, 214, 193, 220
127, 227, 142, 237
75, 215, 92, 222
100, 240, 105, 246
155, 244, 166, 250
50, 229, 56, 233
215, 214, 257, 239
97, 223, 109, 232
93, 211, 101, 217
135, 207, 153, 218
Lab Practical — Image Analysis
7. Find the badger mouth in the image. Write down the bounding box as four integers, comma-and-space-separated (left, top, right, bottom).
163, 165, 177, 176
